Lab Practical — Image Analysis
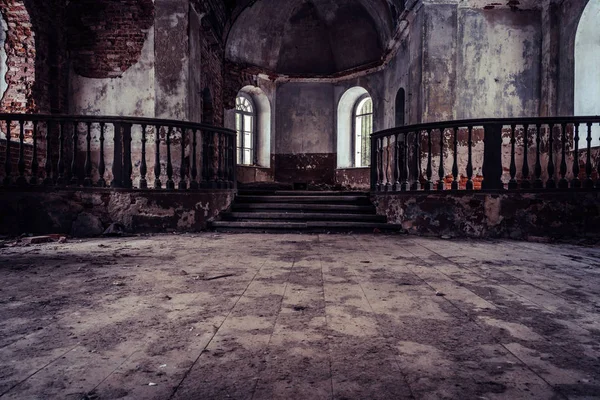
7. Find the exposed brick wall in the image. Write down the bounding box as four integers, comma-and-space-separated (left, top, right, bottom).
66, 0, 154, 79
0, 0, 35, 113
0, 0, 68, 114
223, 61, 262, 109
201, 32, 224, 125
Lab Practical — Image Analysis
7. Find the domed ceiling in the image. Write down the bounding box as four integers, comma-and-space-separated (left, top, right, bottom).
226, 0, 397, 76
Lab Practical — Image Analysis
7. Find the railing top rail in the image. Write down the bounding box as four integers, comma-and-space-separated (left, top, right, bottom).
371, 115, 600, 139
0, 113, 236, 136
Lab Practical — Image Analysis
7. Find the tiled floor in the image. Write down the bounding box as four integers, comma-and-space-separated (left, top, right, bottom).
1, 233, 599, 399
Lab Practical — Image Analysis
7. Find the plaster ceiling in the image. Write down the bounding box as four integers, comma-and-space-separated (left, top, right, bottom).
225, 0, 398, 75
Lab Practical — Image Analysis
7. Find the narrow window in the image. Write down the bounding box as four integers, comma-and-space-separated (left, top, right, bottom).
235, 94, 256, 165
354, 95, 373, 167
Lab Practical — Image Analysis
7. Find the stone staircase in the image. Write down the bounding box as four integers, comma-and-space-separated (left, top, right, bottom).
210, 190, 403, 232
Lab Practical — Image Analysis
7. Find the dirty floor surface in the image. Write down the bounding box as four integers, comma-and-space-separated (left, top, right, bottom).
1, 233, 600, 400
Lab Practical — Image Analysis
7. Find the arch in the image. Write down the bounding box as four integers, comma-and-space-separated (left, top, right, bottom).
235, 86, 272, 167
395, 88, 406, 127
354, 94, 373, 168
337, 86, 370, 168
575, 0, 600, 147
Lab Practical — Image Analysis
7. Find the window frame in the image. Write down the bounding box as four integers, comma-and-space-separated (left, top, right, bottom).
352, 94, 373, 168
235, 92, 258, 166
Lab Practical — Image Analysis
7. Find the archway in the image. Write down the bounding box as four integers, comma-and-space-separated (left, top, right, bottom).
337, 86, 370, 168
575, 0, 600, 147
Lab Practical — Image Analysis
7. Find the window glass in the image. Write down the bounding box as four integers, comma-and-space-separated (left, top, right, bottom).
235, 94, 256, 165
354, 97, 373, 167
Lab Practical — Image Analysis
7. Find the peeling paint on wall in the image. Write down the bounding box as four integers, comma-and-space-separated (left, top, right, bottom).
69, 27, 156, 117
0, 13, 7, 102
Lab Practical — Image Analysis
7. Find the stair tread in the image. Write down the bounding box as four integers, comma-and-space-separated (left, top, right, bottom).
223, 212, 385, 221
236, 195, 370, 202
232, 203, 375, 212
212, 220, 402, 229
238, 190, 369, 196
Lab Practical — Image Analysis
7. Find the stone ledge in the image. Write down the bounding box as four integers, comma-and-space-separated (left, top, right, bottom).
0, 188, 235, 236
373, 190, 600, 239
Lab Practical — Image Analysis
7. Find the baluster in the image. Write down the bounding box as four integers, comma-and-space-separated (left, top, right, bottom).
451, 127, 459, 190
178, 128, 187, 190
201, 130, 210, 187
412, 131, 421, 190
466, 126, 474, 190
16, 120, 26, 185
222, 133, 229, 188
71, 122, 79, 185
571, 123, 581, 188
393, 133, 400, 191
401, 133, 409, 191
30, 121, 39, 185
437, 128, 445, 191
584, 122, 593, 188
190, 129, 198, 189
508, 124, 518, 190
154, 125, 162, 189
557, 123, 568, 189
166, 126, 175, 190
384, 136, 391, 191
229, 134, 236, 188
597, 123, 600, 188
83, 122, 93, 186
208, 131, 217, 188
375, 138, 380, 191
96, 122, 106, 187
44, 122, 53, 185
57, 121, 66, 185
16, 120, 26, 186
376, 137, 383, 191
217, 133, 225, 188
533, 123, 543, 188
425, 129, 433, 190
3, 119, 11, 186
122, 124, 133, 189
546, 124, 556, 189
139, 124, 148, 189
110, 123, 121, 188
521, 124, 530, 189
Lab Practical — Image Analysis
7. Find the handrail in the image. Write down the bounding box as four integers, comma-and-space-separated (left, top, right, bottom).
0, 113, 237, 190
0, 113, 236, 136
371, 116, 600, 139
370, 116, 600, 192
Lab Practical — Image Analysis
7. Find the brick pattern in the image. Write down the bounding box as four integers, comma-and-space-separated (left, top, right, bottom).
200, 17, 225, 126
66, 0, 153, 79
0, 0, 35, 113
0, 0, 68, 114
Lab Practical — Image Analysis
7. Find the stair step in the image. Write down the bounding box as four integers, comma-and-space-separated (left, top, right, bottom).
238, 190, 369, 196
211, 220, 404, 231
222, 212, 387, 222
231, 203, 376, 213
236, 195, 371, 204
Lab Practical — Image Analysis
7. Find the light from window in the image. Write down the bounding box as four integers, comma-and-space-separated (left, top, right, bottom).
235, 95, 255, 165
354, 96, 373, 167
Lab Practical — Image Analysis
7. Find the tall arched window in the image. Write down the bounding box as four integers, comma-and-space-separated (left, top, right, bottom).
354, 95, 373, 167
235, 94, 256, 165
575, 0, 600, 148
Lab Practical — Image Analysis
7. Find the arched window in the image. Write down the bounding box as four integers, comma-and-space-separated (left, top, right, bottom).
235, 93, 256, 165
354, 95, 373, 167
575, 0, 600, 148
